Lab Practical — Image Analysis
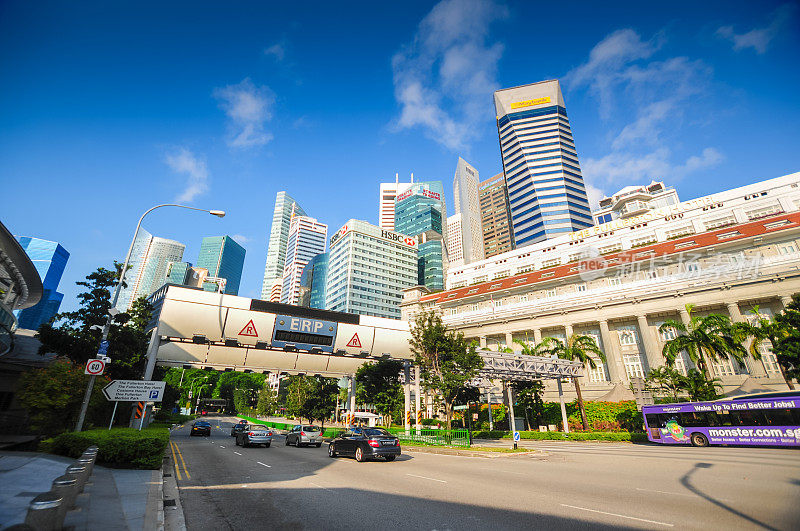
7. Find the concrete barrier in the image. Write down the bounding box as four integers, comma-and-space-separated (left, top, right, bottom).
65, 464, 88, 492
24, 491, 63, 531
51, 474, 79, 518
77, 455, 95, 476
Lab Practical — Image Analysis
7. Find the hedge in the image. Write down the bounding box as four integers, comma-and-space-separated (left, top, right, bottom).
237, 415, 341, 438
39, 427, 170, 469
472, 430, 648, 442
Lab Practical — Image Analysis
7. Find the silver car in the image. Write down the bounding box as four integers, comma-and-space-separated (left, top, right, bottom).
285, 425, 324, 447
235, 424, 273, 448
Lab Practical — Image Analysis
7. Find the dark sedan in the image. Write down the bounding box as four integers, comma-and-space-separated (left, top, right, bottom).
328, 427, 400, 462
230, 422, 248, 437
190, 420, 211, 436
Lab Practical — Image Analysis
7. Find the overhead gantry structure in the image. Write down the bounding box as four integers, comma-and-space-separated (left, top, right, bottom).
145, 285, 582, 431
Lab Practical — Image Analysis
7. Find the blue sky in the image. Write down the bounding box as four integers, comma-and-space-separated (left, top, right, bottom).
2, 0, 798, 313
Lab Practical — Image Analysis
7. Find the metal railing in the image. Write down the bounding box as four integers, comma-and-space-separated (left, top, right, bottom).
388, 427, 471, 448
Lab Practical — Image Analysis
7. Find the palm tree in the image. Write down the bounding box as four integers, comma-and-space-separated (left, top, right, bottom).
659, 304, 748, 379
737, 306, 794, 389
534, 334, 606, 431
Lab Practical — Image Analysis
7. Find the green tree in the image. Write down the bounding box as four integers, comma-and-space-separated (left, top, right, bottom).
683, 369, 722, 401
659, 304, 748, 379
17, 360, 111, 436
255, 385, 278, 416
305, 377, 339, 428
645, 366, 686, 402
513, 380, 545, 430
409, 311, 484, 429
36, 264, 154, 381
212, 372, 265, 412
283, 376, 316, 422
536, 334, 606, 431
768, 296, 800, 389
355, 359, 404, 426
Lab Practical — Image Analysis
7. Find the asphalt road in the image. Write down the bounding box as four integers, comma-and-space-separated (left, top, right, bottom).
169, 416, 800, 530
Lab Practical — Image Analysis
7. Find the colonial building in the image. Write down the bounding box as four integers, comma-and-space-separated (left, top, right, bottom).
403, 172, 800, 399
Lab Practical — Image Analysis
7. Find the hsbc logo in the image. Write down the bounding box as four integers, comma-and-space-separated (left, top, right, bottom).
381, 230, 417, 248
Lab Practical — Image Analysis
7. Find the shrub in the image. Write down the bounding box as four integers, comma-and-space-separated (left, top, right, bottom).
40, 427, 170, 469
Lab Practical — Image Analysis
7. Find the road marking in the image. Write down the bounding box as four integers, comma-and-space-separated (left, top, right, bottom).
560, 504, 673, 527
406, 473, 447, 483
256, 461, 271, 468
634, 487, 730, 502
219, 446, 226, 448
310, 482, 331, 491
172, 441, 191, 480
169, 442, 182, 481
234, 451, 242, 456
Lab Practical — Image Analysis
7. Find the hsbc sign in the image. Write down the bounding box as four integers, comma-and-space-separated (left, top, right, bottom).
381, 230, 417, 248
330, 224, 349, 246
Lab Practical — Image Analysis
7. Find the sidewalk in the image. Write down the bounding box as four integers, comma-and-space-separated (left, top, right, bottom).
0, 451, 163, 530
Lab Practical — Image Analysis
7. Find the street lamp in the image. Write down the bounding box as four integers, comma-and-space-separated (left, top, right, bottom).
74, 203, 225, 432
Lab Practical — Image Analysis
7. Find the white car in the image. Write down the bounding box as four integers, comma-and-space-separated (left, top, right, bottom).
285, 425, 324, 447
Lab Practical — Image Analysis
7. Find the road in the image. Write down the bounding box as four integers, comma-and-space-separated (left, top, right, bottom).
169, 416, 800, 530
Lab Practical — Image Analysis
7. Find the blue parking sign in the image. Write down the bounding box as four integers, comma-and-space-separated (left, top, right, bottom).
513, 431, 520, 442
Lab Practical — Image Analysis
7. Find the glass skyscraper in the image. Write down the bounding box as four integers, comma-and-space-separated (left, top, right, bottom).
196, 235, 246, 296
394, 181, 447, 292
280, 216, 327, 305
166, 261, 192, 285
261, 191, 306, 300
15, 237, 69, 330
298, 252, 328, 309
494, 79, 593, 247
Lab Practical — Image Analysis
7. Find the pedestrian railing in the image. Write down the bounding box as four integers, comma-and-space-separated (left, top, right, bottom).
388, 428, 471, 448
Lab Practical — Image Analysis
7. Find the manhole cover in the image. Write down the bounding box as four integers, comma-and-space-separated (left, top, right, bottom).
164, 499, 176, 507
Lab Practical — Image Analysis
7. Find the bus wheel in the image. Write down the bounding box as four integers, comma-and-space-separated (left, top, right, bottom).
690, 432, 709, 447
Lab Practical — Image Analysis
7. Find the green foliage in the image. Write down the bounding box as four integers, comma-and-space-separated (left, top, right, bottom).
283, 375, 338, 424
471, 430, 647, 442
16, 360, 112, 436
646, 366, 687, 401
36, 264, 154, 381
40, 427, 170, 469
683, 369, 722, 401
659, 303, 747, 378
356, 359, 404, 425
513, 380, 545, 429
255, 386, 278, 416
212, 371, 265, 410
409, 310, 484, 429
774, 294, 800, 388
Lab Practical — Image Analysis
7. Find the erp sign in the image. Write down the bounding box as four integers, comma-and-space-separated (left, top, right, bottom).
271, 315, 338, 353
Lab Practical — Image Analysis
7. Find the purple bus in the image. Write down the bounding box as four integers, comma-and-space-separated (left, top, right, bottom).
642, 391, 800, 447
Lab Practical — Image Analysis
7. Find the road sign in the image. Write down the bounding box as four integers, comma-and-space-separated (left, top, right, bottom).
453, 405, 469, 410
102, 380, 166, 402
97, 340, 110, 355
85, 359, 106, 375
513, 431, 520, 442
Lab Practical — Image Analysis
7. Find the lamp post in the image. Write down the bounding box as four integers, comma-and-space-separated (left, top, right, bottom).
74, 204, 225, 432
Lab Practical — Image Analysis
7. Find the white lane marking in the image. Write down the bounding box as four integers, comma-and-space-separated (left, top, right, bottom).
635, 487, 731, 502
257, 461, 271, 468
234, 451, 242, 456
310, 482, 331, 491
406, 473, 447, 483
561, 504, 674, 527
219, 446, 226, 448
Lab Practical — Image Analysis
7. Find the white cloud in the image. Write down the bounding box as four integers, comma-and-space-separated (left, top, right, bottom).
264, 43, 286, 61
231, 234, 250, 245
213, 78, 276, 148
567, 29, 722, 194
391, 0, 508, 151
716, 3, 796, 54
165, 148, 209, 203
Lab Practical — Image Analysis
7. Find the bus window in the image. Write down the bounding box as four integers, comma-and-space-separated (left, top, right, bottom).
678, 412, 710, 427
730, 410, 768, 427
765, 408, 798, 426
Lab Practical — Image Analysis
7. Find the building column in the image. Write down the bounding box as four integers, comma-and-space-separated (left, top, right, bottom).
479, 336, 487, 349
533, 328, 542, 345
728, 301, 767, 377
505, 332, 514, 351
414, 365, 422, 428
347, 376, 356, 425
403, 362, 411, 431
564, 323, 573, 340
599, 319, 627, 384
780, 295, 793, 309
636, 314, 663, 372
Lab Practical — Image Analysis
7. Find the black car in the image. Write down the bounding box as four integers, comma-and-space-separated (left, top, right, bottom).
230, 422, 248, 437
191, 420, 211, 436
328, 427, 400, 462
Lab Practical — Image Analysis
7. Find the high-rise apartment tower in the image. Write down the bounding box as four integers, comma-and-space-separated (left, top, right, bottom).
261, 192, 306, 299
494, 79, 593, 247
116, 229, 186, 310
479, 173, 515, 258
280, 216, 327, 306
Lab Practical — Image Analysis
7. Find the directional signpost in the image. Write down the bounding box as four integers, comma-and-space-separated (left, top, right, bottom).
103, 380, 166, 431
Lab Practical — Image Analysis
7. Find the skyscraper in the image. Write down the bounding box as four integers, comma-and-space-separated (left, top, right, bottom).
298, 252, 328, 309
379, 174, 414, 230
261, 191, 306, 299
494, 79, 593, 247
15, 237, 69, 330
452, 158, 484, 266
446, 213, 464, 265
394, 181, 447, 291
280, 216, 327, 305
479, 173, 515, 258
116, 229, 185, 310
165, 261, 192, 285
196, 235, 246, 295
325, 220, 417, 319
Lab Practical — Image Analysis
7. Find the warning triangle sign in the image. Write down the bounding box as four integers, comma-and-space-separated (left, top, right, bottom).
346, 333, 362, 348
238, 319, 259, 337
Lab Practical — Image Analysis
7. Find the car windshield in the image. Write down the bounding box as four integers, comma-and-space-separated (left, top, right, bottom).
303, 426, 320, 432
195, 422, 210, 426
364, 428, 392, 437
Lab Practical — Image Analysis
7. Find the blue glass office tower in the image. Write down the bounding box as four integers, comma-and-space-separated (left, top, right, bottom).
394, 181, 447, 292
494, 80, 593, 247
196, 236, 246, 295
15, 237, 69, 330
298, 252, 328, 309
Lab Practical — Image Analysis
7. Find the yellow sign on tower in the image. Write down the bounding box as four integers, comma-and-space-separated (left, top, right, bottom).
510, 96, 551, 109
